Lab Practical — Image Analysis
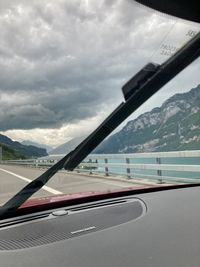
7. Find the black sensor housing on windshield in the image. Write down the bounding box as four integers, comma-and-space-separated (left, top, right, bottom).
122, 63, 160, 101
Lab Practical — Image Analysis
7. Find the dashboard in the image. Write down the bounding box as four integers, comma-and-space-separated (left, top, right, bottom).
1, 186, 200, 267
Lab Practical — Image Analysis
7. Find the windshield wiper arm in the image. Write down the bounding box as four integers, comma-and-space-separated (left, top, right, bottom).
0, 31, 200, 219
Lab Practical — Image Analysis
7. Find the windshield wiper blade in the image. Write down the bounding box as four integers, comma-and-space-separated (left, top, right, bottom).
0, 31, 200, 219
63, 31, 200, 170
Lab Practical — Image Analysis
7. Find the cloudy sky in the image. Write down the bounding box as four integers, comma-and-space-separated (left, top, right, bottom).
0, 0, 199, 147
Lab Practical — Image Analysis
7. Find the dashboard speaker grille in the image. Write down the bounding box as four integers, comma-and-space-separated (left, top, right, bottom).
0, 199, 145, 250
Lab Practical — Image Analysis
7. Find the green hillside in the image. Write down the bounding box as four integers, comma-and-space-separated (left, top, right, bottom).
0, 143, 27, 160
0, 134, 47, 158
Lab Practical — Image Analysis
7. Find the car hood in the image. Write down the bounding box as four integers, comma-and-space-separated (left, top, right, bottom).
20, 186, 149, 209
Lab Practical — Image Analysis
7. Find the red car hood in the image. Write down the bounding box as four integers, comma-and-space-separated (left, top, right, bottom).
20, 186, 149, 209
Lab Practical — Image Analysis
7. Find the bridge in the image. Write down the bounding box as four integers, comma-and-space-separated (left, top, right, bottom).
0, 150, 199, 205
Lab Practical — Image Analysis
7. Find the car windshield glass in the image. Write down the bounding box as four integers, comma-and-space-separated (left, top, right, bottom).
0, 0, 199, 209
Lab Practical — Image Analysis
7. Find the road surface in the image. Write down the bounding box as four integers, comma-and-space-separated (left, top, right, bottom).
0, 164, 144, 206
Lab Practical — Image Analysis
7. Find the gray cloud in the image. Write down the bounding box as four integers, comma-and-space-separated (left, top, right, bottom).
0, 0, 199, 133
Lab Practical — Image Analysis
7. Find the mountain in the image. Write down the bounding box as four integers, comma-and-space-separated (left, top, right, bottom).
94, 85, 200, 153
0, 134, 48, 158
0, 143, 26, 160
49, 136, 86, 155
21, 140, 53, 153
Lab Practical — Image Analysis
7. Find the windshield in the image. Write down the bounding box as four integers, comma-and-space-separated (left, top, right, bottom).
0, 0, 199, 210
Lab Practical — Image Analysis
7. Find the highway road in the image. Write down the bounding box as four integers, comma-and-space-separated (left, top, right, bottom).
0, 164, 145, 206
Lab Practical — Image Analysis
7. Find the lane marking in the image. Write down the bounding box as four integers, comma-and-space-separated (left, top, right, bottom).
0, 168, 62, 195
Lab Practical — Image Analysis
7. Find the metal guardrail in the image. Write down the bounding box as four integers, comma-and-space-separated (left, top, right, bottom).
1, 150, 200, 184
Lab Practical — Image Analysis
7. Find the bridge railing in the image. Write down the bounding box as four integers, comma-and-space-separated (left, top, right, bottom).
1, 150, 200, 184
